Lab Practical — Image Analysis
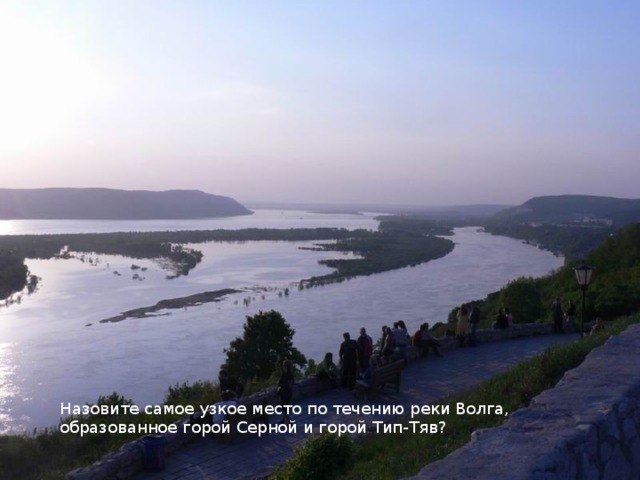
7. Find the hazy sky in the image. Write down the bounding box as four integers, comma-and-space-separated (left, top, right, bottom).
1, 1, 638, 206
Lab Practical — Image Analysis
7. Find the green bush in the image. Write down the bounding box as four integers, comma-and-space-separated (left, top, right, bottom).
273, 433, 354, 480
499, 277, 546, 323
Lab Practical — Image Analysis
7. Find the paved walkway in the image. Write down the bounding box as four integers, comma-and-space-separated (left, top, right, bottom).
135, 333, 579, 480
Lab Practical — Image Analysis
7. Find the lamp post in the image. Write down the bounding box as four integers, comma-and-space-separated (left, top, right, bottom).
574, 263, 593, 338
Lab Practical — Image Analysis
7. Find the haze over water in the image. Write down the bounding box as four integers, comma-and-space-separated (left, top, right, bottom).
0, 211, 563, 433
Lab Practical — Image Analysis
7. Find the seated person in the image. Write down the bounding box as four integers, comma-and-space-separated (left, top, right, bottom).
355, 355, 379, 388
493, 309, 509, 330
212, 389, 238, 425
413, 322, 443, 357
590, 317, 605, 335
316, 352, 338, 387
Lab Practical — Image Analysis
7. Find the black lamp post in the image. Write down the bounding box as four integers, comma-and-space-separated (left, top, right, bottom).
574, 263, 593, 338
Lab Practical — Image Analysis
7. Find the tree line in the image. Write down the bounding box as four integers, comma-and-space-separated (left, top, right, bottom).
0, 218, 455, 301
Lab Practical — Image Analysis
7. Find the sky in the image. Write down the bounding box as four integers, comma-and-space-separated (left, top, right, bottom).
0, 1, 638, 207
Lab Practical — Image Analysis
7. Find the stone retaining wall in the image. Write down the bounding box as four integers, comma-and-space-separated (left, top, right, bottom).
409, 323, 640, 480
65, 322, 553, 479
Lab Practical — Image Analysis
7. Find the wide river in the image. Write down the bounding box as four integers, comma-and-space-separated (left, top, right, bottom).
0, 210, 563, 433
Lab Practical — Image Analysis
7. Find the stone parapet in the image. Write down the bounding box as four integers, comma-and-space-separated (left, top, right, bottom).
408, 323, 640, 480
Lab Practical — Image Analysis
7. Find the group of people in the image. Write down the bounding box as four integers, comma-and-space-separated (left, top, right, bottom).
210, 319, 444, 427
315, 322, 444, 391
455, 303, 482, 347
336, 328, 375, 389
380, 320, 444, 364
552, 297, 604, 335
493, 307, 513, 330
212, 298, 609, 428
551, 297, 577, 334
456, 303, 517, 346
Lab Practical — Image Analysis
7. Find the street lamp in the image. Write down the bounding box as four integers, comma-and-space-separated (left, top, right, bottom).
574, 263, 593, 337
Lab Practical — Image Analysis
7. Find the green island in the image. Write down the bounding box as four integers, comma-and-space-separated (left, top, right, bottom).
97, 289, 241, 324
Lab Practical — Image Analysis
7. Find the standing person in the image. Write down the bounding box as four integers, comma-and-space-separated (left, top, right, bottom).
392, 321, 408, 364
277, 359, 295, 423
397, 320, 409, 336
357, 327, 373, 374
456, 304, 470, 347
469, 304, 480, 346
565, 300, 576, 333
551, 297, 564, 333
380, 326, 395, 365
339, 332, 359, 389
505, 307, 513, 328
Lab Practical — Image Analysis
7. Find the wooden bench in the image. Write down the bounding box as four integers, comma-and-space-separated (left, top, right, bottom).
354, 360, 403, 401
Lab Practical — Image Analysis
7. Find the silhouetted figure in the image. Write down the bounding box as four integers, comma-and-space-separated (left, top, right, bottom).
380, 326, 395, 365
278, 359, 295, 423
316, 352, 338, 388
218, 369, 244, 397
551, 297, 564, 333
494, 308, 508, 329
339, 332, 359, 389
565, 300, 576, 333
469, 304, 480, 346
590, 317, 605, 336
456, 304, 470, 347
357, 327, 374, 373
392, 321, 409, 363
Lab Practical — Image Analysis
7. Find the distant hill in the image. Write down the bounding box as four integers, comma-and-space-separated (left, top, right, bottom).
493, 195, 640, 226
0, 188, 253, 220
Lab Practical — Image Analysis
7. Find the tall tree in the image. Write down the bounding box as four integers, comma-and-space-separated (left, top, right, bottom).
223, 310, 306, 381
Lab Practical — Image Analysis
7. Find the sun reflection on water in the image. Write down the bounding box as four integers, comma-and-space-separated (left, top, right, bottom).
0, 220, 16, 236
0, 342, 27, 434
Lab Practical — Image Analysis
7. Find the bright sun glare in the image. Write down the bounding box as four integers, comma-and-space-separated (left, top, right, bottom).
0, 7, 110, 156
0, 221, 16, 236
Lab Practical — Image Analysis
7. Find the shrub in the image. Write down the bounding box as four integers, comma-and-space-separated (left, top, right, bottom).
499, 277, 546, 323
272, 433, 354, 480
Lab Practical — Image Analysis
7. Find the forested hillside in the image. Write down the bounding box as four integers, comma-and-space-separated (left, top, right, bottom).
0, 188, 252, 219
493, 195, 640, 225
457, 222, 640, 331
484, 195, 640, 260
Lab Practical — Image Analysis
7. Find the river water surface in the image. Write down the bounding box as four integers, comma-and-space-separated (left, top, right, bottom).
0, 210, 563, 433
